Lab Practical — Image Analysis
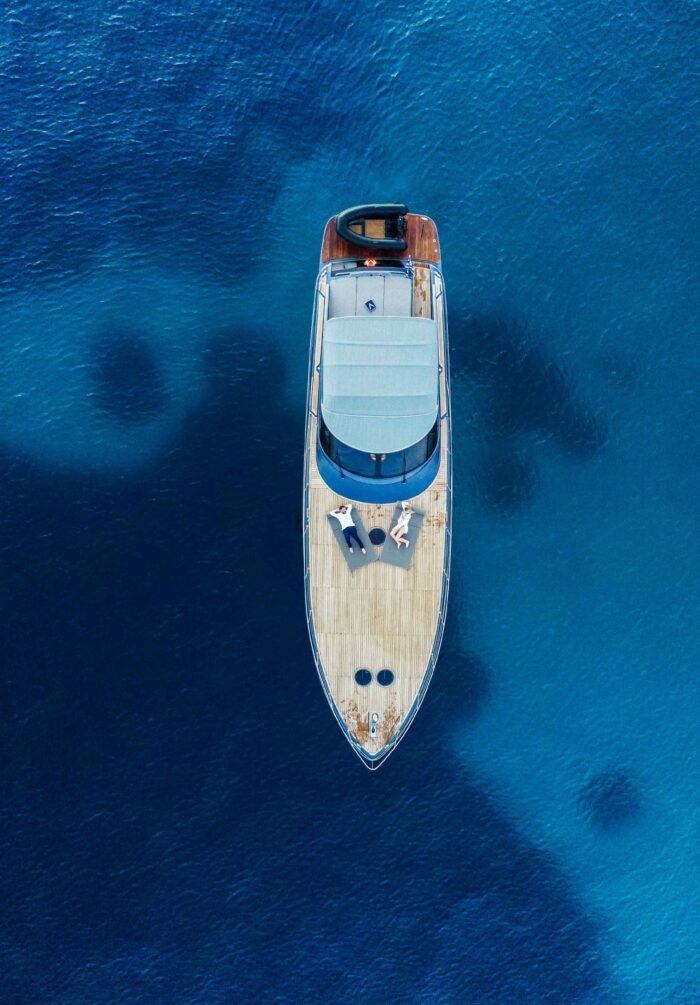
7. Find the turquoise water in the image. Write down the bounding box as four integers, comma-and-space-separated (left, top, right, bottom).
1, 2, 699, 1001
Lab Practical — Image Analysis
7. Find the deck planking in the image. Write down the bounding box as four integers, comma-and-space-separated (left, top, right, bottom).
321, 213, 441, 265
304, 268, 450, 761
412, 265, 432, 318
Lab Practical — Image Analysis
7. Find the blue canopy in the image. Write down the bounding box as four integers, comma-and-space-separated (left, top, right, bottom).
320, 315, 439, 453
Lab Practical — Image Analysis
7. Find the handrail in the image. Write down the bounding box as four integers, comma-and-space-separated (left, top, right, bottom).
302, 259, 453, 770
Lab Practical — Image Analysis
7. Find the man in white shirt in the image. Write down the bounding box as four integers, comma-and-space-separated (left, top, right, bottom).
329, 503, 366, 554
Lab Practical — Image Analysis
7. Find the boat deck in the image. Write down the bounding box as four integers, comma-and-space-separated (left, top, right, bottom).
321, 213, 441, 265
304, 270, 450, 763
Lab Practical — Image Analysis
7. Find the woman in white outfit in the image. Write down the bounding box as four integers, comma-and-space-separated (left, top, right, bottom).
390, 502, 413, 548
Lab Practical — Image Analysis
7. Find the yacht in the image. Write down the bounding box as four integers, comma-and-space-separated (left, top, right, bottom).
303, 204, 451, 768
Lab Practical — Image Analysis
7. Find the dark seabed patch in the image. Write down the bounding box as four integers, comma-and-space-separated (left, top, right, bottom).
578, 769, 642, 832
0, 329, 615, 1004
451, 312, 607, 513
0, 2, 383, 290
91, 330, 166, 423
474, 442, 539, 514
445, 649, 492, 720
432, 605, 492, 723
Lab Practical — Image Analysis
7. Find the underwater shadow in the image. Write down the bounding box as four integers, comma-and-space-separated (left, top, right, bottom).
450, 311, 607, 515
578, 768, 642, 832
0, 328, 617, 1004
91, 328, 167, 424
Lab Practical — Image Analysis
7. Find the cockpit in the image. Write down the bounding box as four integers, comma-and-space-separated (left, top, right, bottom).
316, 267, 441, 500
319, 418, 438, 481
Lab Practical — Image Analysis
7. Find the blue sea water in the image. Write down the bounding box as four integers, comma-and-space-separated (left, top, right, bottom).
1, 1, 699, 1002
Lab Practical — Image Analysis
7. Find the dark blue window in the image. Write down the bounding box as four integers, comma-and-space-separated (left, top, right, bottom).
320, 417, 438, 480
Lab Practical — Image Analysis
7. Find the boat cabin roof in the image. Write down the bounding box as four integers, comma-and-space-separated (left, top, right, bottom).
320, 315, 439, 454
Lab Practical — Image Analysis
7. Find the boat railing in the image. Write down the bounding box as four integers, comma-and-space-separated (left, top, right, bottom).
303, 256, 453, 767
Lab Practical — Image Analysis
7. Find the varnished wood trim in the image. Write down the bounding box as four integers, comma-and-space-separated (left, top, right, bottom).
321, 213, 441, 265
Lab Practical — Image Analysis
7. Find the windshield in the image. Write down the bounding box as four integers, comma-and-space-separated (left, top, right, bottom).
320, 418, 438, 479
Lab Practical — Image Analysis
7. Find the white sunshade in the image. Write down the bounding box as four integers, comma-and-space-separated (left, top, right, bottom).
320, 315, 439, 454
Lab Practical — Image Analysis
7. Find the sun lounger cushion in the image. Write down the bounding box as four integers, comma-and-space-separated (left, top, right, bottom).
378, 506, 425, 569
327, 511, 376, 571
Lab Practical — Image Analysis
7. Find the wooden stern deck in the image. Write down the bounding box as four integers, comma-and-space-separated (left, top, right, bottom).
321, 213, 441, 265
304, 268, 451, 765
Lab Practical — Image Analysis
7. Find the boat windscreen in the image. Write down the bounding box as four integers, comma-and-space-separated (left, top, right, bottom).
320, 417, 438, 480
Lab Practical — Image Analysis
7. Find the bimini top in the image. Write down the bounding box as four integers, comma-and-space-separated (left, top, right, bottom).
320, 315, 438, 454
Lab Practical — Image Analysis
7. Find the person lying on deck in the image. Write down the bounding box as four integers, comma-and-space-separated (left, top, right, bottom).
329, 503, 366, 555
390, 502, 414, 549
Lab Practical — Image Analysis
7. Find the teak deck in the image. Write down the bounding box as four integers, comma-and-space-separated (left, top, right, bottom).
321, 213, 441, 265
304, 261, 451, 764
